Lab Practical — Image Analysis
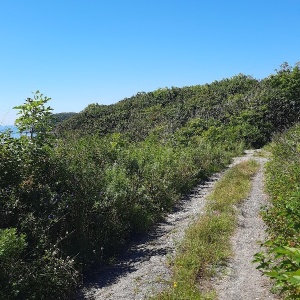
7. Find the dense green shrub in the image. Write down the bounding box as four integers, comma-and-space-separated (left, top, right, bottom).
0, 228, 26, 299
254, 124, 300, 298
0, 95, 79, 299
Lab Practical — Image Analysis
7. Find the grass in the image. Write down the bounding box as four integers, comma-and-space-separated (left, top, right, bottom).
252, 146, 272, 158
151, 159, 259, 300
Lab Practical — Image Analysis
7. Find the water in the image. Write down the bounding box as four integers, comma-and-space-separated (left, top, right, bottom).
0, 125, 20, 138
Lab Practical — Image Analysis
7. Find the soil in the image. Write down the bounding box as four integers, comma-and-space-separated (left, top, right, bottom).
212, 153, 279, 300
76, 150, 279, 300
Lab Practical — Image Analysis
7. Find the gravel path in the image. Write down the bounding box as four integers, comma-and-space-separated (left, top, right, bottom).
77, 150, 276, 300
213, 154, 279, 300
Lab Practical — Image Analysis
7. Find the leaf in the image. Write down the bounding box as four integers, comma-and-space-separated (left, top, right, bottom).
287, 276, 300, 285
265, 271, 280, 278
274, 247, 291, 255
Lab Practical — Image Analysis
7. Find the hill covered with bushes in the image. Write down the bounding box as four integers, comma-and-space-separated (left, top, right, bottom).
0, 63, 299, 299
57, 62, 300, 148
52, 112, 77, 125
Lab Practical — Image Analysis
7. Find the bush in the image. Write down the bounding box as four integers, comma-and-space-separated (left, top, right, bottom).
255, 124, 300, 299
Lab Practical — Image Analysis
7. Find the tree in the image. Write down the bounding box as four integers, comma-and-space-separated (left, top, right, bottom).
14, 90, 54, 141
1, 92, 79, 299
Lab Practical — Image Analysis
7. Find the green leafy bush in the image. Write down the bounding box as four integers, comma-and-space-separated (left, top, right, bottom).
0, 228, 26, 299
255, 246, 300, 299
0, 95, 79, 299
255, 124, 300, 299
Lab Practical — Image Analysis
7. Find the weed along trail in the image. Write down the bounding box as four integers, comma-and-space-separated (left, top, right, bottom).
213, 153, 279, 300
77, 151, 273, 300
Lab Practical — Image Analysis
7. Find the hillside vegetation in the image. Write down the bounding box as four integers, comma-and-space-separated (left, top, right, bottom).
52, 112, 77, 125
0, 63, 299, 299
57, 62, 300, 148
254, 124, 300, 298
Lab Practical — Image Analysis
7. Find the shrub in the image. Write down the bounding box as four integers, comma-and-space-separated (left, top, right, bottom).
255, 124, 300, 299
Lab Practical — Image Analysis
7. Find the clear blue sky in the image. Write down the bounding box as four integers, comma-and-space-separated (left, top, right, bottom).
1, 0, 299, 124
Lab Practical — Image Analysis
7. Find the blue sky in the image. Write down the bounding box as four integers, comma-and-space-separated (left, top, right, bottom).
1, 0, 299, 124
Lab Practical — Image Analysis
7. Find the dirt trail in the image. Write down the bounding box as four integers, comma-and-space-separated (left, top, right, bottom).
77, 150, 276, 300
213, 154, 279, 300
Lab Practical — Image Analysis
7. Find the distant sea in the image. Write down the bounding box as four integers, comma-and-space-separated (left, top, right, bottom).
0, 125, 20, 138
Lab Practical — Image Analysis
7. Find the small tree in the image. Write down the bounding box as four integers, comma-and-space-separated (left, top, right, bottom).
14, 90, 54, 141
0, 93, 79, 299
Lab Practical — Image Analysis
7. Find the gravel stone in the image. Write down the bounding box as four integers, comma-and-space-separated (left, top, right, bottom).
213, 154, 279, 300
